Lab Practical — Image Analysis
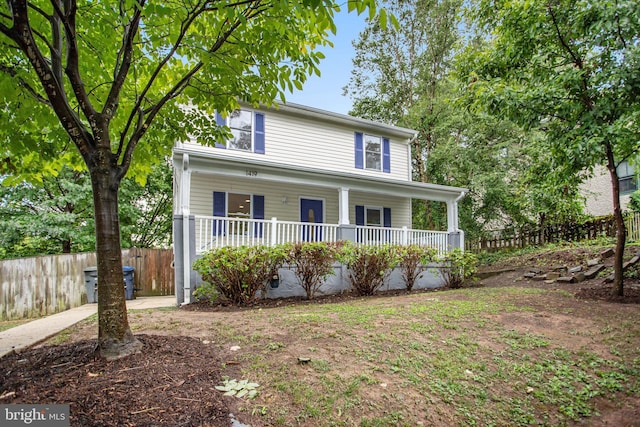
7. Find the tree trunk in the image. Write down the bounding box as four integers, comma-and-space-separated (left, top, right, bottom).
90, 157, 142, 360
606, 148, 626, 297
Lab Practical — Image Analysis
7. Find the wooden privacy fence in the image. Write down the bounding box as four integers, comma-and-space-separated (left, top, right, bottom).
466, 212, 640, 253
0, 248, 174, 320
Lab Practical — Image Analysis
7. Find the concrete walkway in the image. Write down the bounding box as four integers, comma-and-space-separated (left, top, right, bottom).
0, 296, 176, 359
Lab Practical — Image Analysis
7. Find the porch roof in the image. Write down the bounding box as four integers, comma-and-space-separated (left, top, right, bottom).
173, 149, 467, 203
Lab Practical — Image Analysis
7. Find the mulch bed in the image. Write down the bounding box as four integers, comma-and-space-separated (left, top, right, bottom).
0, 335, 230, 427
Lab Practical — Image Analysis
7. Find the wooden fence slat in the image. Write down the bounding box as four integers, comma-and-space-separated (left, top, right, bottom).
1, 249, 173, 321
466, 212, 640, 253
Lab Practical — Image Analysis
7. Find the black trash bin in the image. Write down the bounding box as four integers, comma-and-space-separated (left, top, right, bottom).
83, 266, 136, 302
83, 267, 98, 303
123, 266, 135, 300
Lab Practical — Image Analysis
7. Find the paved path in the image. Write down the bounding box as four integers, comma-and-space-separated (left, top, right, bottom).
0, 296, 176, 359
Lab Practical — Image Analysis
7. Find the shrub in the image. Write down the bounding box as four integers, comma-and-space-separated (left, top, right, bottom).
193, 245, 287, 305
438, 248, 478, 289
396, 245, 438, 291
192, 281, 220, 304
336, 243, 400, 296
630, 190, 640, 213
284, 241, 341, 299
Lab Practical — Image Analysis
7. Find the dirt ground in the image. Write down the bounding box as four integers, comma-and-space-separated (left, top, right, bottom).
1, 245, 639, 426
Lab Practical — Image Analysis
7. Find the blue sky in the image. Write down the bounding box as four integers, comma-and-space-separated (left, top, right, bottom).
286, 10, 368, 115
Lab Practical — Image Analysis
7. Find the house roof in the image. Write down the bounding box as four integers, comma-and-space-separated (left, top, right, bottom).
173, 149, 467, 203
260, 101, 418, 142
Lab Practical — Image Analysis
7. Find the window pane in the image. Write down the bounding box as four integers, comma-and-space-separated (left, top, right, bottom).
228, 193, 251, 218
620, 177, 637, 193
366, 208, 381, 226
365, 135, 381, 170
229, 128, 252, 150
228, 110, 252, 131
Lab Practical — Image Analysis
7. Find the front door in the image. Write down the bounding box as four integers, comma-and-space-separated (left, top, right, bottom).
300, 198, 323, 241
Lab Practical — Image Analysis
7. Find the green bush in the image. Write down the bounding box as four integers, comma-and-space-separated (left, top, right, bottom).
396, 245, 439, 291
438, 248, 478, 289
336, 243, 400, 296
284, 241, 342, 299
193, 245, 287, 305
192, 281, 220, 304
630, 190, 640, 213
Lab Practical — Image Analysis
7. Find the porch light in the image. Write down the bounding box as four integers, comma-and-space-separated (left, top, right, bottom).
270, 273, 280, 288
282, 196, 288, 204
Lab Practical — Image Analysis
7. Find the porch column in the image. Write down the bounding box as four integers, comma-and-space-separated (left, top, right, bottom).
181, 155, 192, 304
338, 187, 350, 225
446, 199, 459, 232
337, 187, 356, 242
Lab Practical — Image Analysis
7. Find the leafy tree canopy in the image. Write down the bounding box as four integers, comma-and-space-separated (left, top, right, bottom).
458, 0, 640, 294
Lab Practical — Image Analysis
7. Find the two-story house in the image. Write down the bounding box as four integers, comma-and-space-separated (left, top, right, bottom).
172, 102, 467, 303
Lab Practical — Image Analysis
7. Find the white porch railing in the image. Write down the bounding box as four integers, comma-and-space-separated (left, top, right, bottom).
196, 216, 339, 253
195, 216, 451, 255
356, 225, 450, 255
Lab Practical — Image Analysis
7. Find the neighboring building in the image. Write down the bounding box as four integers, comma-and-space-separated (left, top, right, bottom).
172, 102, 467, 303
582, 162, 638, 216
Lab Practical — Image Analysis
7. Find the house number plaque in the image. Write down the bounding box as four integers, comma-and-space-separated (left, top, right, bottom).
245, 169, 258, 177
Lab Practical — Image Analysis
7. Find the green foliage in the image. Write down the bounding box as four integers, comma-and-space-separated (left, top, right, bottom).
283, 241, 342, 300
438, 249, 478, 289
192, 281, 220, 304
630, 191, 640, 213
0, 162, 173, 259
396, 244, 438, 291
459, 0, 640, 294
193, 245, 287, 305
215, 378, 259, 399
335, 243, 401, 296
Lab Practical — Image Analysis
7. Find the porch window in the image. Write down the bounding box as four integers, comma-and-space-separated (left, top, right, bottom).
366, 207, 382, 226
355, 132, 391, 173
617, 161, 638, 194
215, 109, 266, 154
228, 193, 251, 218
212, 192, 265, 236
356, 205, 392, 227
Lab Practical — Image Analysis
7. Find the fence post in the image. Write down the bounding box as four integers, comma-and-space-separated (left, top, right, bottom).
401, 226, 408, 246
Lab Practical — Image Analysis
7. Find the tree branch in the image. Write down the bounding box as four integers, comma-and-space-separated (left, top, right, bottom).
103, 0, 144, 123
5, 0, 93, 158
546, 1, 593, 111
117, 0, 270, 168
49, 0, 97, 129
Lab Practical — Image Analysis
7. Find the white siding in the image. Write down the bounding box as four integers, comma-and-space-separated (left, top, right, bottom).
190, 173, 412, 227
350, 191, 412, 228
183, 107, 411, 181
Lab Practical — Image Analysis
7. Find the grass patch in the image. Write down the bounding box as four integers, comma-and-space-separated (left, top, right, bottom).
0, 319, 31, 332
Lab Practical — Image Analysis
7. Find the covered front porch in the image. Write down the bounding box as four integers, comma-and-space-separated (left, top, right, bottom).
172, 149, 467, 303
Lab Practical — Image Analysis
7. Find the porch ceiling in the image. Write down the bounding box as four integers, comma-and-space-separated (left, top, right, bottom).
174, 149, 467, 203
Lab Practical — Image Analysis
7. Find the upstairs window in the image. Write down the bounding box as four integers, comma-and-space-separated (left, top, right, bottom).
215, 109, 265, 154
617, 161, 638, 194
355, 132, 390, 173
228, 110, 253, 151
365, 135, 381, 170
